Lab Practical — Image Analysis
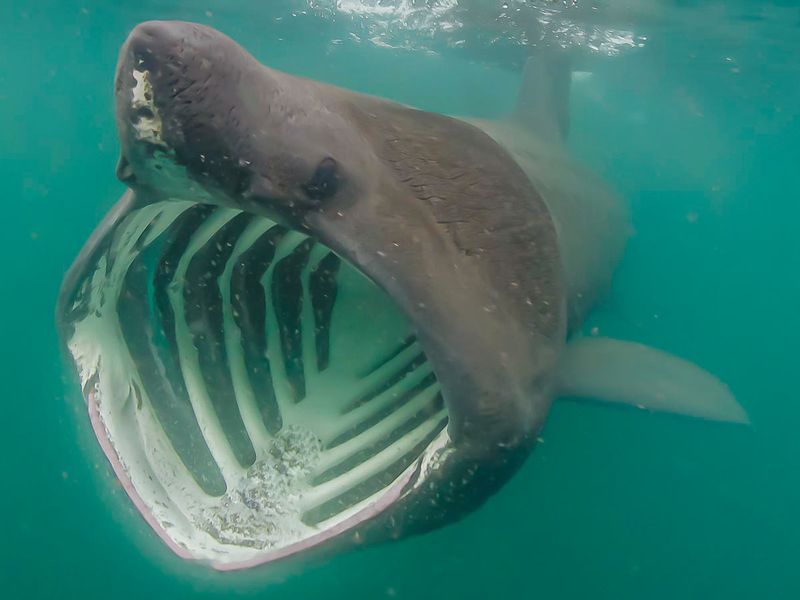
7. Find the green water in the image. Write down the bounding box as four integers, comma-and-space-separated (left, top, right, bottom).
2, 1, 799, 598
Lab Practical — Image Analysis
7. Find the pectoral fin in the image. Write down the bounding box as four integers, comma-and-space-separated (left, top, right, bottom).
555, 337, 749, 424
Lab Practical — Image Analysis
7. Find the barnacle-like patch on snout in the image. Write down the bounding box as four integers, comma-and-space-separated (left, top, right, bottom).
130, 69, 166, 147
61, 199, 451, 569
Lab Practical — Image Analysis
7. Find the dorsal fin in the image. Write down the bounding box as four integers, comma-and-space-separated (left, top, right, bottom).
512, 52, 572, 141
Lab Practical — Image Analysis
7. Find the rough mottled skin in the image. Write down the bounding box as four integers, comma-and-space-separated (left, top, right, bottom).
355, 101, 563, 342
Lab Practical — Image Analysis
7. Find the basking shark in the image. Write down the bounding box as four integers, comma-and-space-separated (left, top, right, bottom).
56, 21, 747, 571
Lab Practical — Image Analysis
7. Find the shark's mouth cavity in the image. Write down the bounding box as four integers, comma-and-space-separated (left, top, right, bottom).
63, 199, 449, 569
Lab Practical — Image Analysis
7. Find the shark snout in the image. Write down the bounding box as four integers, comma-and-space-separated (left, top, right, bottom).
124, 20, 198, 71
114, 20, 262, 195
116, 20, 232, 111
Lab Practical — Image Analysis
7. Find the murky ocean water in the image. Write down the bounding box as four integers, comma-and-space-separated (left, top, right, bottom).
2, 1, 799, 598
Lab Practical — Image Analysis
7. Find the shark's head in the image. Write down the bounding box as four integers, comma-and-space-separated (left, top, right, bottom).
115, 21, 374, 228
58, 21, 565, 571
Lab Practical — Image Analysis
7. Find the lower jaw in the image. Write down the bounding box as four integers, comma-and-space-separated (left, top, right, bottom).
62, 198, 450, 569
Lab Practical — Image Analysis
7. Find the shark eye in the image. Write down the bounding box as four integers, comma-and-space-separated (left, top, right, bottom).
303, 157, 339, 201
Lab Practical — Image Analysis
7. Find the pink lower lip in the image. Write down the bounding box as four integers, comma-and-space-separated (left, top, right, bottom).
87, 389, 193, 561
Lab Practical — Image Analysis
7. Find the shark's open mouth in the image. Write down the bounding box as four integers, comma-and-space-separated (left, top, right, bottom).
61, 199, 450, 569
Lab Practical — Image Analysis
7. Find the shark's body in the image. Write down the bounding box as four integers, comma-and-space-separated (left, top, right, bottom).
56, 21, 746, 571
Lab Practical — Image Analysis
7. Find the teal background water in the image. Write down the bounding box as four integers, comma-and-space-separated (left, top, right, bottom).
2, 1, 799, 598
